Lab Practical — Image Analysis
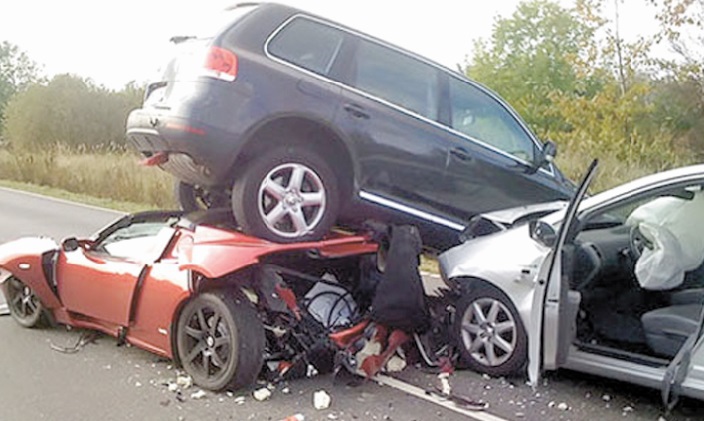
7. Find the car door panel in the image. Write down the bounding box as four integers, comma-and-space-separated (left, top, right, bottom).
443, 76, 569, 220
56, 250, 142, 326
56, 217, 178, 328
334, 38, 452, 220
528, 160, 598, 386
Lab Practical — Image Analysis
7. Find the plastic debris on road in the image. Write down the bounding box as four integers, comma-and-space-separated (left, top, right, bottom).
313, 390, 332, 410
176, 374, 193, 389
253, 387, 272, 401
190, 389, 207, 400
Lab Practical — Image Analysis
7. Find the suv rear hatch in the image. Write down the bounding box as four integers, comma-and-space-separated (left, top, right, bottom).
143, 3, 260, 109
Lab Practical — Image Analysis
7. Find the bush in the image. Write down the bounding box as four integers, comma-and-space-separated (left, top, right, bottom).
0, 147, 174, 208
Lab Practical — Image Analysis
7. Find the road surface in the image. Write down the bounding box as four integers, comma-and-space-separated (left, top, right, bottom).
1, 187, 703, 421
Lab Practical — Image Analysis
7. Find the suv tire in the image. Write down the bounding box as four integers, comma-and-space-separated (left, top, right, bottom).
231, 146, 339, 243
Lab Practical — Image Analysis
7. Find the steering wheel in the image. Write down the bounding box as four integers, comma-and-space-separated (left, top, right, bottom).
629, 224, 654, 259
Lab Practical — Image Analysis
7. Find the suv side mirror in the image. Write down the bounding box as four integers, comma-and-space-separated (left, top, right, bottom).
528, 140, 557, 174
61, 237, 80, 252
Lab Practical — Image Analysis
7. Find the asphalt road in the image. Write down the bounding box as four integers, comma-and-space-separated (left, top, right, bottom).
1, 187, 704, 421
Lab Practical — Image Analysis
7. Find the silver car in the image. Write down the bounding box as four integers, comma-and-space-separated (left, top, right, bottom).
439, 161, 704, 407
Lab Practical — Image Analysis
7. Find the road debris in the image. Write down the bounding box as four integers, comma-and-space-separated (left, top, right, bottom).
0, 303, 9, 316
234, 396, 246, 405
280, 414, 304, 421
253, 387, 272, 401
176, 374, 193, 389
557, 402, 569, 411
190, 389, 207, 400
49, 331, 100, 354
313, 390, 332, 410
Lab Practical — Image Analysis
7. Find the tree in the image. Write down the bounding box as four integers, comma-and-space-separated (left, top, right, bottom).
467, 0, 605, 137
650, 0, 704, 158
465, 0, 695, 187
0, 41, 42, 136
3, 74, 143, 151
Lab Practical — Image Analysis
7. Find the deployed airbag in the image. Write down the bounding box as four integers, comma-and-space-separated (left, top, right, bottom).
627, 190, 704, 290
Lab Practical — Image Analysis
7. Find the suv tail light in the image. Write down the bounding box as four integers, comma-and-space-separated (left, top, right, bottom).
203, 46, 238, 82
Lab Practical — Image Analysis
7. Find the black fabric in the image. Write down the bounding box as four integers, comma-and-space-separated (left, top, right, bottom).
581, 285, 668, 344
369, 225, 430, 333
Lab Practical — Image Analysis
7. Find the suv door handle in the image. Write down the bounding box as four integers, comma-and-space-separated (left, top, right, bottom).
343, 103, 370, 119
450, 147, 473, 161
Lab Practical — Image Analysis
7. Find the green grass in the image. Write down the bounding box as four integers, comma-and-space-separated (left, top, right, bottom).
0, 147, 175, 210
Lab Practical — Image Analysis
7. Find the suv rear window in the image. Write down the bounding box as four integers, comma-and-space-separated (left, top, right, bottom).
268, 17, 345, 76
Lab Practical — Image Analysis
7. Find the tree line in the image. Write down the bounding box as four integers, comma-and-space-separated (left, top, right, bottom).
467, 0, 703, 183
0, 0, 702, 189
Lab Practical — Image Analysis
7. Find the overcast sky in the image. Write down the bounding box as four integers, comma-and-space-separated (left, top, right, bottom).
0, 0, 660, 90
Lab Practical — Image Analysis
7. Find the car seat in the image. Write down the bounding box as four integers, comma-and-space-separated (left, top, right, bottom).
641, 304, 701, 358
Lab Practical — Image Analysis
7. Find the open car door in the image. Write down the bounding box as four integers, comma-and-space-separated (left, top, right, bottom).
662, 308, 704, 409
528, 160, 598, 387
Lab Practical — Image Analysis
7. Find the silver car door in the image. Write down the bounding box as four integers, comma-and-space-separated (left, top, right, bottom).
528, 159, 598, 387
662, 306, 704, 410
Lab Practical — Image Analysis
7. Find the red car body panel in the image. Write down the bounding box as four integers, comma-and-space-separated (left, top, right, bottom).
0, 220, 377, 360
180, 225, 378, 279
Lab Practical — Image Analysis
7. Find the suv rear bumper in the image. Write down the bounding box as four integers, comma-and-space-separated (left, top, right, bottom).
126, 108, 239, 187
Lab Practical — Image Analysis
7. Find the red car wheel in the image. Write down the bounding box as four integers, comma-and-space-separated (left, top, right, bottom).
4, 277, 45, 328
176, 289, 264, 391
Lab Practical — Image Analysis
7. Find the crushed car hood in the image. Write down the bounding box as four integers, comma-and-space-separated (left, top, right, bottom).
478, 201, 566, 226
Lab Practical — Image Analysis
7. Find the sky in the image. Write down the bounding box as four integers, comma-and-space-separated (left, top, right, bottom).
0, 0, 661, 90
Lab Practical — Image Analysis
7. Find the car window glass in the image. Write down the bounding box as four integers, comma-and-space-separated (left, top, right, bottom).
268, 18, 345, 76
95, 222, 172, 261
449, 77, 536, 162
353, 40, 439, 121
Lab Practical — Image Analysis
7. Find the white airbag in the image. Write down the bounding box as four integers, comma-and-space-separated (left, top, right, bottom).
626, 191, 704, 290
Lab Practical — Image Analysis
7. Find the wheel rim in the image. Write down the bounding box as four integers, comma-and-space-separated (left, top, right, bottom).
182, 302, 235, 382
257, 162, 326, 238
7, 278, 41, 322
460, 297, 517, 367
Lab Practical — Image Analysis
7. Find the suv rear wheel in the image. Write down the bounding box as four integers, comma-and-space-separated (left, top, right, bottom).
231, 146, 339, 243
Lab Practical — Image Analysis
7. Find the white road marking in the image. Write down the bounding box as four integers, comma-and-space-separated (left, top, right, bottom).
375, 374, 510, 421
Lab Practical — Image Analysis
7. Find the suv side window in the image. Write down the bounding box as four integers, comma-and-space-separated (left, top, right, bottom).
448, 77, 537, 162
268, 17, 345, 77
353, 40, 439, 121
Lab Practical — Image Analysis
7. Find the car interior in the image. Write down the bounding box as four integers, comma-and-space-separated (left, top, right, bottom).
566, 184, 704, 365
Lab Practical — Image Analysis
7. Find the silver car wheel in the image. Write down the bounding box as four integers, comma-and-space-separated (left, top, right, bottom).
460, 297, 518, 367
257, 162, 326, 239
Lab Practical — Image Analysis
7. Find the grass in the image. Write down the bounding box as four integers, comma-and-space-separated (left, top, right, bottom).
0, 147, 175, 210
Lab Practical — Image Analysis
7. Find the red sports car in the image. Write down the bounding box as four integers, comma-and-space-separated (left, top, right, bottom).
0, 210, 383, 391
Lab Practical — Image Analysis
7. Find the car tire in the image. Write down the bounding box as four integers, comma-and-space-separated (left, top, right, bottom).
452, 283, 527, 377
176, 289, 265, 391
231, 146, 339, 243
3, 277, 45, 328
175, 181, 229, 212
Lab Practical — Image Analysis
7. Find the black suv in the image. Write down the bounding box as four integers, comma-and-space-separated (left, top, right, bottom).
126, 3, 574, 250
